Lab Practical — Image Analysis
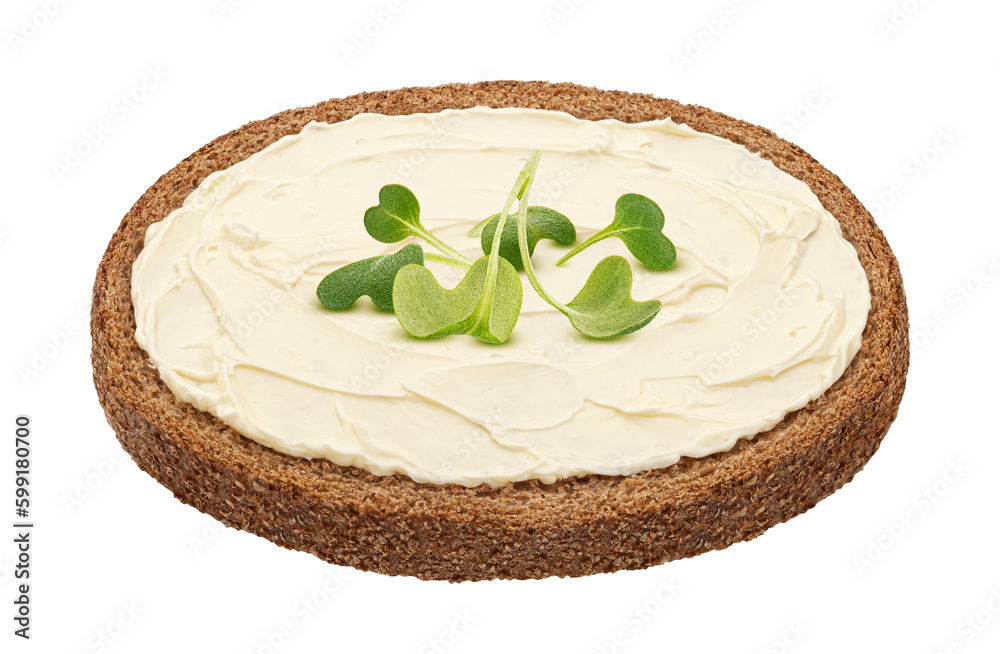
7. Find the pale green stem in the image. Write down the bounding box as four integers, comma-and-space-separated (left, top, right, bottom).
414, 228, 475, 265
467, 153, 540, 334
424, 252, 472, 270
516, 152, 571, 314
466, 215, 493, 237
485, 153, 539, 285
554, 227, 611, 266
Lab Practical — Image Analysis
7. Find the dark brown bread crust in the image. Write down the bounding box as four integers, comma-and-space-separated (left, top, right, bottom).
91, 81, 908, 581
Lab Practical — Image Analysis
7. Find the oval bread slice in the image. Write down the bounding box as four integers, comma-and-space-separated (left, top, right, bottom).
91, 81, 909, 581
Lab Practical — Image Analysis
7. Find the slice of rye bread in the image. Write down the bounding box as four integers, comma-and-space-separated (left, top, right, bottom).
91, 81, 909, 582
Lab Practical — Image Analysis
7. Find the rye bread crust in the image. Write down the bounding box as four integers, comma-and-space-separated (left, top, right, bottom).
91, 81, 909, 581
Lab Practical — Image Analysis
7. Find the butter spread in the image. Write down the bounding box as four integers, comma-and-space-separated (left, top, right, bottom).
131, 107, 871, 488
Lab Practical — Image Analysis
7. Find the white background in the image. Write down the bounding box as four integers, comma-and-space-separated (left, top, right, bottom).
2, 0, 998, 652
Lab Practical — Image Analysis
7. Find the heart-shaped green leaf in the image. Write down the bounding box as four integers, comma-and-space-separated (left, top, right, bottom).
364, 184, 473, 265
561, 256, 662, 339
514, 154, 663, 339
316, 243, 424, 312
363, 184, 423, 243
390, 157, 534, 345
479, 206, 576, 270
392, 255, 522, 343
556, 193, 676, 270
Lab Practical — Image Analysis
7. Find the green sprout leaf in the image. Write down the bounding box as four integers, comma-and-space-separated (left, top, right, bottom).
391, 158, 537, 344
478, 206, 576, 270
555, 193, 676, 270
516, 153, 662, 339
557, 256, 661, 338
364, 184, 474, 265
363, 184, 422, 243
316, 243, 424, 312
321, 154, 668, 343
391, 256, 522, 343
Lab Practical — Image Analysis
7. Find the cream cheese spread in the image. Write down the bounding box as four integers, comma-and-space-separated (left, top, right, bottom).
131, 107, 871, 487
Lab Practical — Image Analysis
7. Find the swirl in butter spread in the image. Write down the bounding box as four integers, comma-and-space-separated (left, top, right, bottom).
131, 107, 871, 487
